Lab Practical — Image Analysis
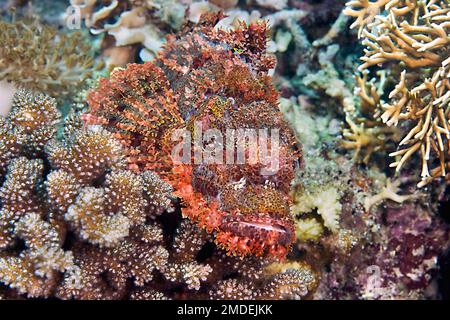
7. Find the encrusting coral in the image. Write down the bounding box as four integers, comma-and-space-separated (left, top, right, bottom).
0, 16, 98, 99
344, 0, 450, 187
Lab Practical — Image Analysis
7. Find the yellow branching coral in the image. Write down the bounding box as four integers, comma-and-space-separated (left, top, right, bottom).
345, 0, 450, 186
0, 17, 97, 98
364, 178, 419, 211
342, 116, 386, 164
342, 75, 402, 163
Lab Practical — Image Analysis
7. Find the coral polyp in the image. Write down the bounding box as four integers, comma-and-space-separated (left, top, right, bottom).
86, 13, 299, 259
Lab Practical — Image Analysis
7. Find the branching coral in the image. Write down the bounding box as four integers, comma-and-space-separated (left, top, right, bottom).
345, 0, 450, 186
209, 265, 317, 300
0, 157, 75, 297
45, 117, 174, 248
342, 74, 401, 164
0, 90, 177, 298
56, 219, 318, 300
0, 17, 97, 98
0, 89, 60, 176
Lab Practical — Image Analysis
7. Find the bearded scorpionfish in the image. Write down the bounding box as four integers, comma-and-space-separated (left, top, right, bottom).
85, 12, 301, 260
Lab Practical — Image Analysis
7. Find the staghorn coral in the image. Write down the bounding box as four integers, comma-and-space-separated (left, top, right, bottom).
0, 17, 98, 99
345, 0, 450, 187
342, 73, 401, 164
86, 12, 300, 259
343, 0, 391, 37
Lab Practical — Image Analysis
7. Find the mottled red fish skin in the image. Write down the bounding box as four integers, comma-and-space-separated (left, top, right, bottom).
86, 12, 301, 260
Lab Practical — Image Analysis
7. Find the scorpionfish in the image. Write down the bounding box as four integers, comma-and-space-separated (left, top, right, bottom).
86, 13, 301, 260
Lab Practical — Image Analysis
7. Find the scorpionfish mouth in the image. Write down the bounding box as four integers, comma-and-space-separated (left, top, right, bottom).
213, 211, 295, 259
221, 213, 295, 247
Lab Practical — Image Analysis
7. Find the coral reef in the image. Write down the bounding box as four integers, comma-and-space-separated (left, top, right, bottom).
282, 93, 450, 299
1, 0, 450, 302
